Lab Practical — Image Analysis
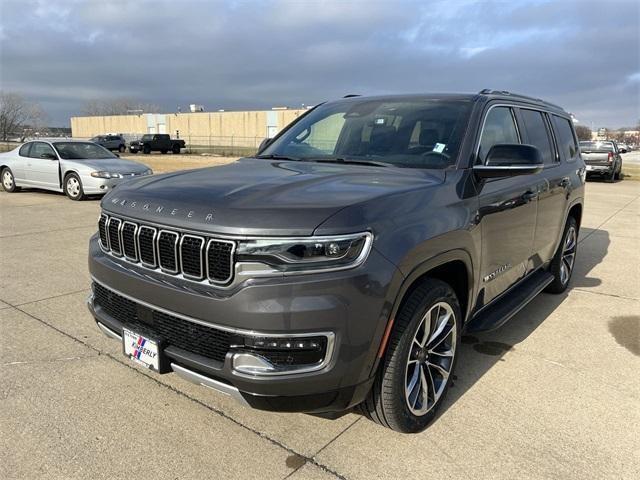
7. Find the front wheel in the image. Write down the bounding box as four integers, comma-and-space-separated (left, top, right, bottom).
360, 279, 460, 433
545, 216, 578, 293
2, 167, 20, 192
64, 173, 85, 201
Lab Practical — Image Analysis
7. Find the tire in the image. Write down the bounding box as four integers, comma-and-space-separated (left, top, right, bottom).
160, 149, 168, 155
606, 168, 615, 183
545, 216, 578, 293
118, 145, 125, 153
143, 146, 151, 154
172, 145, 180, 154
64, 173, 85, 201
359, 279, 461, 433
1, 167, 20, 192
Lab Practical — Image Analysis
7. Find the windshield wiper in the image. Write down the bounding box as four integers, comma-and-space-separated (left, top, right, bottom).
311, 157, 392, 168
255, 153, 300, 161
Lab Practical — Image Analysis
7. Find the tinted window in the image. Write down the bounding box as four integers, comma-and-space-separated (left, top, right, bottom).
53, 142, 116, 159
478, 107, 519, 163
19, 143, 32, 156
552, 116, 578, 161
579, 141, 614, 152
29, 142, 57, 159
261, 99, 473, 169
520, 109, 555, 165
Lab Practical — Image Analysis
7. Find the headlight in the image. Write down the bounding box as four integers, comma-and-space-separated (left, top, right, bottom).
91, 171, 123, 179
235, 232, 372, 272
143, 168, 153, 175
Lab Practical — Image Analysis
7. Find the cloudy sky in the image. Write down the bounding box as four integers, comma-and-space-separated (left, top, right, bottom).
1, 0, 638, 127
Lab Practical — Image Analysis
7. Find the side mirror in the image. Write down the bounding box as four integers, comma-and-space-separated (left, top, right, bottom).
257, 138, 272, 153
474, 144, 544, 178
40, 152, 57, 160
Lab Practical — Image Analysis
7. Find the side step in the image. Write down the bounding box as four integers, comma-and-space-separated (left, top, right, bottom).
465, 270, 554, 333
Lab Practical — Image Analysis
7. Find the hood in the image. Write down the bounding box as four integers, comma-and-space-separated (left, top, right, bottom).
101, 157, 444, 236
69, 157, 148, 173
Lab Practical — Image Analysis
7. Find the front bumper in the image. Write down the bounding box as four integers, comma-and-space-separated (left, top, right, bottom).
82, 174, 146, 195
87, 234, 398, 413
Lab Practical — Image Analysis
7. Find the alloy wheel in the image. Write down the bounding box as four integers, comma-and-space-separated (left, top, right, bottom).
2, 171, 13, 190
560, 226, 577, 285
405, 302, 457, 416
67, 177, 81, 198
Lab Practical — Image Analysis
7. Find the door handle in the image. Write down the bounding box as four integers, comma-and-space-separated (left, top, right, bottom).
521, 190, 538, 202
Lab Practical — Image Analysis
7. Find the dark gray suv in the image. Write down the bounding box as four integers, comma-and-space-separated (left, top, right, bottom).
87, 90, 585, 432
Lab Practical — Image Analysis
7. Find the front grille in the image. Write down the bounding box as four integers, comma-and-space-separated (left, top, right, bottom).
97, 213, 235, 285
108, 218, 122, 255
122, 222, 137, 260
158, 231, 179, 272
93, 283, 231, 363
98, 214, 109, 248
138, 226, 156, 266
207, 240, 234, 282
180, 235, 204, 278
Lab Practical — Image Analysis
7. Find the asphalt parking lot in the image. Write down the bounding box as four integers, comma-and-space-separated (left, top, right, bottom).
1, 179, 639, 480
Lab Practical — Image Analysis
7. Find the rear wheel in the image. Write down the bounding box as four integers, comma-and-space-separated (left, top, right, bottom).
64, 173, 85, 201
545, 216, 578, 293
360, 279, 460, 433
172, 144, 181, 154
2, 167, 20, 192
118, 145, 125, 153
606, 168, 616, 183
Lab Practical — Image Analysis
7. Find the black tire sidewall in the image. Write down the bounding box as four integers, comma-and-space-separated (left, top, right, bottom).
64, 173, 84, 201
545, 216, 578, 293
380, 280, 462, 432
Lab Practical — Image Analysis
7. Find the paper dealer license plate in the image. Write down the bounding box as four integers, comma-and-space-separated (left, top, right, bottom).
123, 329, 160, 370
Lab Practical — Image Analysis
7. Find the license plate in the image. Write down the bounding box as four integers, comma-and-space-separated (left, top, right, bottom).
123, 329, 160, 370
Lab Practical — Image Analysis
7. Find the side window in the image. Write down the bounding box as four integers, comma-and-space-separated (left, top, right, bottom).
478, 107, 519, 163
19, 143, 32, 157
552, 115, 579, 162
29, 142, 57, 159
519, 109, 555, 165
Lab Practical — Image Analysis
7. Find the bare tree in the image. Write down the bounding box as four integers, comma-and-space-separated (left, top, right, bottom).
82, 98, 161, 116
0, 92, 31, 141
574, 125, 592, 141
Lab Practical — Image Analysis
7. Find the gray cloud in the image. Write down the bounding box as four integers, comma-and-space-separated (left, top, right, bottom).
1, 0, 638, 127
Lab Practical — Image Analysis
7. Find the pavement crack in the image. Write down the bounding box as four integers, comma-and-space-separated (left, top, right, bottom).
11, 288, 91, 307
572, 288, 639, 301
2, 355, 98, 367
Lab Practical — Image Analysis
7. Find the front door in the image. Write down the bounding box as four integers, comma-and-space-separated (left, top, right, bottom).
476, 106, 539, 305
25, 142, 60, 188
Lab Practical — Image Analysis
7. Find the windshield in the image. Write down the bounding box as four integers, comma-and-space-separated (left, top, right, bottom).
141, 134, 153, 141
89, 136, 104, 142
580, 141, 614, 151
259, 98, 472, 168
53, 142, 117, 159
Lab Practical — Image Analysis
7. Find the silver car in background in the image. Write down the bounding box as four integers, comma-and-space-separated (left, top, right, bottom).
0, 140, 152, 200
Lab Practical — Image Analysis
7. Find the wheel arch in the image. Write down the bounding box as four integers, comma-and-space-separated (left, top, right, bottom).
373, 249, 474, 372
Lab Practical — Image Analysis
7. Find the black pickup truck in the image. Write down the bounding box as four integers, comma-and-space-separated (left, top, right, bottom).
88, 90, 585, 433
129, 134, 185, 154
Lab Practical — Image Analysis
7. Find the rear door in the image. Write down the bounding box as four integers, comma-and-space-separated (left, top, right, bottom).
517, 108, 570, 264
25, 142, 60, 188
476, 105, 539, 305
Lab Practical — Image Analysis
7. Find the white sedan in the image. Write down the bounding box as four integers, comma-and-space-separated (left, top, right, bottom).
0, 140, 152, 200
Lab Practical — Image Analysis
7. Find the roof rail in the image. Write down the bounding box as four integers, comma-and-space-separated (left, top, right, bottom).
343, 94, 361, 98
478, 89, 564, 111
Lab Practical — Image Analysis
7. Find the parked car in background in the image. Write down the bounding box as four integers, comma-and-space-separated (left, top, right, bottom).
0, 140, 152, 200
88, 90, 585, 433
129, 134, 185, 154
617, 143, 629, 153
90, 134, 127, 152
579, 140, 623, 182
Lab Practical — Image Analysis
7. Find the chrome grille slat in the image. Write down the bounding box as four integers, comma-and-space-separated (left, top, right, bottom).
97, 214, 235, 285
108, 218, 122, 255
121, 221, 138, 261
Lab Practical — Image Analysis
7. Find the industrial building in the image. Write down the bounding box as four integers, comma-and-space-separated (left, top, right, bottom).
70, 108, 307, 155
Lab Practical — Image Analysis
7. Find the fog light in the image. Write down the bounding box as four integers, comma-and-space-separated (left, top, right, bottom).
231, 333, 334, 376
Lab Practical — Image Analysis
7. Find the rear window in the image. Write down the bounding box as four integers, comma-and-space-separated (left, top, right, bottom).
552, 116, 579, 161
579, 141, 614, 151
519, 109, 555, 165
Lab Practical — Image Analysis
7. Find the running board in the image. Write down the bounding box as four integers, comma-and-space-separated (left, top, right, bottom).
465, 270, 554, 333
